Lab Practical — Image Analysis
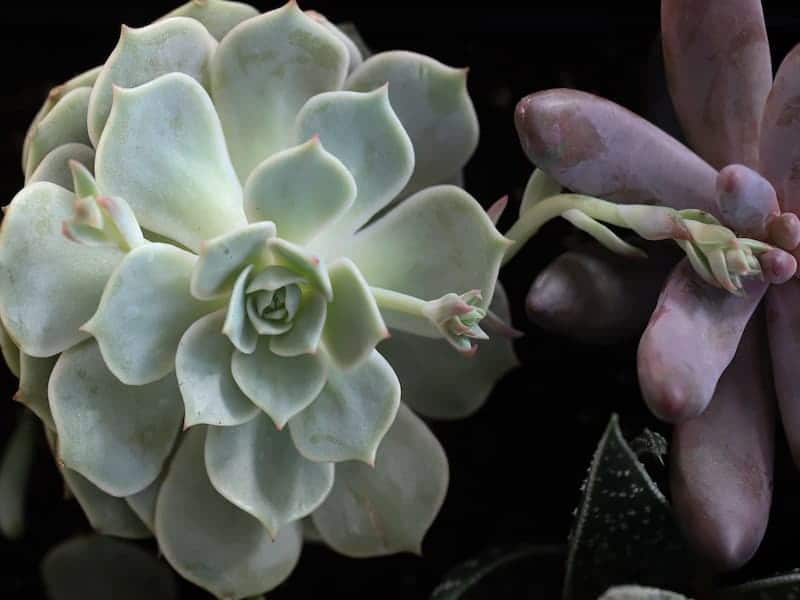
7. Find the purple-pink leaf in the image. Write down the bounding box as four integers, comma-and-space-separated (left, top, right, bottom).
715, 164, 779, 238
637, 260, 766, 422
661, 0, 771, 169
670, 314, 773, 571
515, 89, 718, 213
760, 43, 800, 214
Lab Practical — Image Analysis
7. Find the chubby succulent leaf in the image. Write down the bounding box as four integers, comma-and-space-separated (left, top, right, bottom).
210, 2, 349, 180
244, 138, 356, 244
125, 471, 166, 532
156, 427, 302, 599
176, 310, 260, 428
17, 353, 57, 430
222, 264, 258, 354
42, 535, 178, 600
191, 222, 275, 300
347, 185, 508, 333
378, 284, 517, 419
268, 237, 332, 300
28, 143, 94, 190
296, 88, 415, 246
60, 467, 150, 539
0, 410, 36, 539
312, 404, 447, 557
231, 337, 327, 430
88, 17, 217, 146
24, 87, 91, 178
307, 11, 364, 75
0, 183, 124, 357
84, 243, 221, 385
162, 0, 258, 41
95, 73, 246, 251
49, 341, 183, 497
290, 349, 399, 464
205, 413, 335, 537
270, 290, 327, 357
347, 51, 478, 199
0, 320, 20, 378
322, 258, 388, 369
599, 586, 689, 600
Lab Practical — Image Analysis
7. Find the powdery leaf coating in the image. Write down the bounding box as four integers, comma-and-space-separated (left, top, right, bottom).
312, 404, 447, 557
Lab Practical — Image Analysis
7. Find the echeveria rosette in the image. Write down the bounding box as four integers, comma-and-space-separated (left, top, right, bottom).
511, 0, 800, 572
0, 2, 517, 598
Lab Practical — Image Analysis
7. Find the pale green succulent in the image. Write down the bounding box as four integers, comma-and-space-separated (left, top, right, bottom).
0, 1, 518, 598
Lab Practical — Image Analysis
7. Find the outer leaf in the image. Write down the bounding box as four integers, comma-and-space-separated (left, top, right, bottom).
191, 222, 275, 300
162, 0, 259, 41
222, 264, 257, 354
564, 415, 693, 600
270, 290, 327, 357
156, 428, 302, 599
296, 88, 414, 245
322, 258, 388, 368
17, 353, 57, 430
176, 310, 259, 429
719, 572, 800, 599
377, 284, 517, 419
0, 183, 123, 357
87, 17, 217, 146
28, 143, 94, 190
49, 341, 183, 497
231, 338, 326, 430
206, 413, 334, 537
95, 73, 246, 251
346, 185, 508, 335
290, 349, 400, 465
210, 2, 349, 180
347, 51, 478, 198
84, 243, 219, 385
42, 535, 178, 600
0, 320, 19, 378
244, 138, 356, 244
24, 87, 91, 178
312, 404, 447, 557
306, 11, 364, 75
125, 471, 165, 532
599, 587, 688, 600
0, 410, 36, 539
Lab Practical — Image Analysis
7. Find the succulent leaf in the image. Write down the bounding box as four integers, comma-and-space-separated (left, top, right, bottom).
231, 337, 327, 430
519, 168, 562, 215
176, 310, 260, 429
269, 290, 327, 357
222, 264, 258, 354
205, 413, 335, 538
210, 3, 349, 180
161, 0, 259, 41
28, 143, 95, 190
0, 410, 36, 539
268, 237, 333, 300
95, 73, 246, 251
50, 341, 183, 497
0, 183, 124, 357
17, 353, 57, 430
155, 427, 302, 599
244, 138, 356, 244
125, 471, 166, 532
312, 404, 447, 557
0, 320, 20, 378
306, 11, 364, 75
290, 349, 399, 464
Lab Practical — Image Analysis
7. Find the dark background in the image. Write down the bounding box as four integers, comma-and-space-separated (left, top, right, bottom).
1, 2, 800, 598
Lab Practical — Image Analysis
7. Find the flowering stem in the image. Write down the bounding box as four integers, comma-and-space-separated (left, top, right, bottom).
370, 287, 428, 316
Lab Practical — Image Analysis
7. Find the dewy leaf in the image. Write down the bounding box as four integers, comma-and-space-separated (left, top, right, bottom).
0, 410, 36, 539
176, 311, 260, 429
156, 428, 302, 599
24, 87, 92, 178
60, 467, 150, 539
28, 143, 95, 190
295, 88, 414, 245
17, 353, 57, 430
564, 415, 693, 600
210, 2, 349, 180
719, 572, 800, 599
84, 243, 221, 385
231, 337, 327, 430
290, 349, 400, 465
42, 535, 178, 600
191, 222, 276, 300
0, 183, 124, 357
95, 73, 246, 251
347, 51, 478, 199
244, 138, 356, 245
49, 341, 183, 497
322, 258, 388, 369
162, 0, 259, 41
312, 404, 447, 557
205, 413, 334, 538
88, 17, 217, 146
346, 185, 509, 330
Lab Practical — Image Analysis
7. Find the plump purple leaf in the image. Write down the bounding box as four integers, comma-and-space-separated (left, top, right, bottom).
661, 0, 771, 169
515, 89, 718, 212
637, 260, 766, 422
715, 164, 779, 238
670, 313, 773, 571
